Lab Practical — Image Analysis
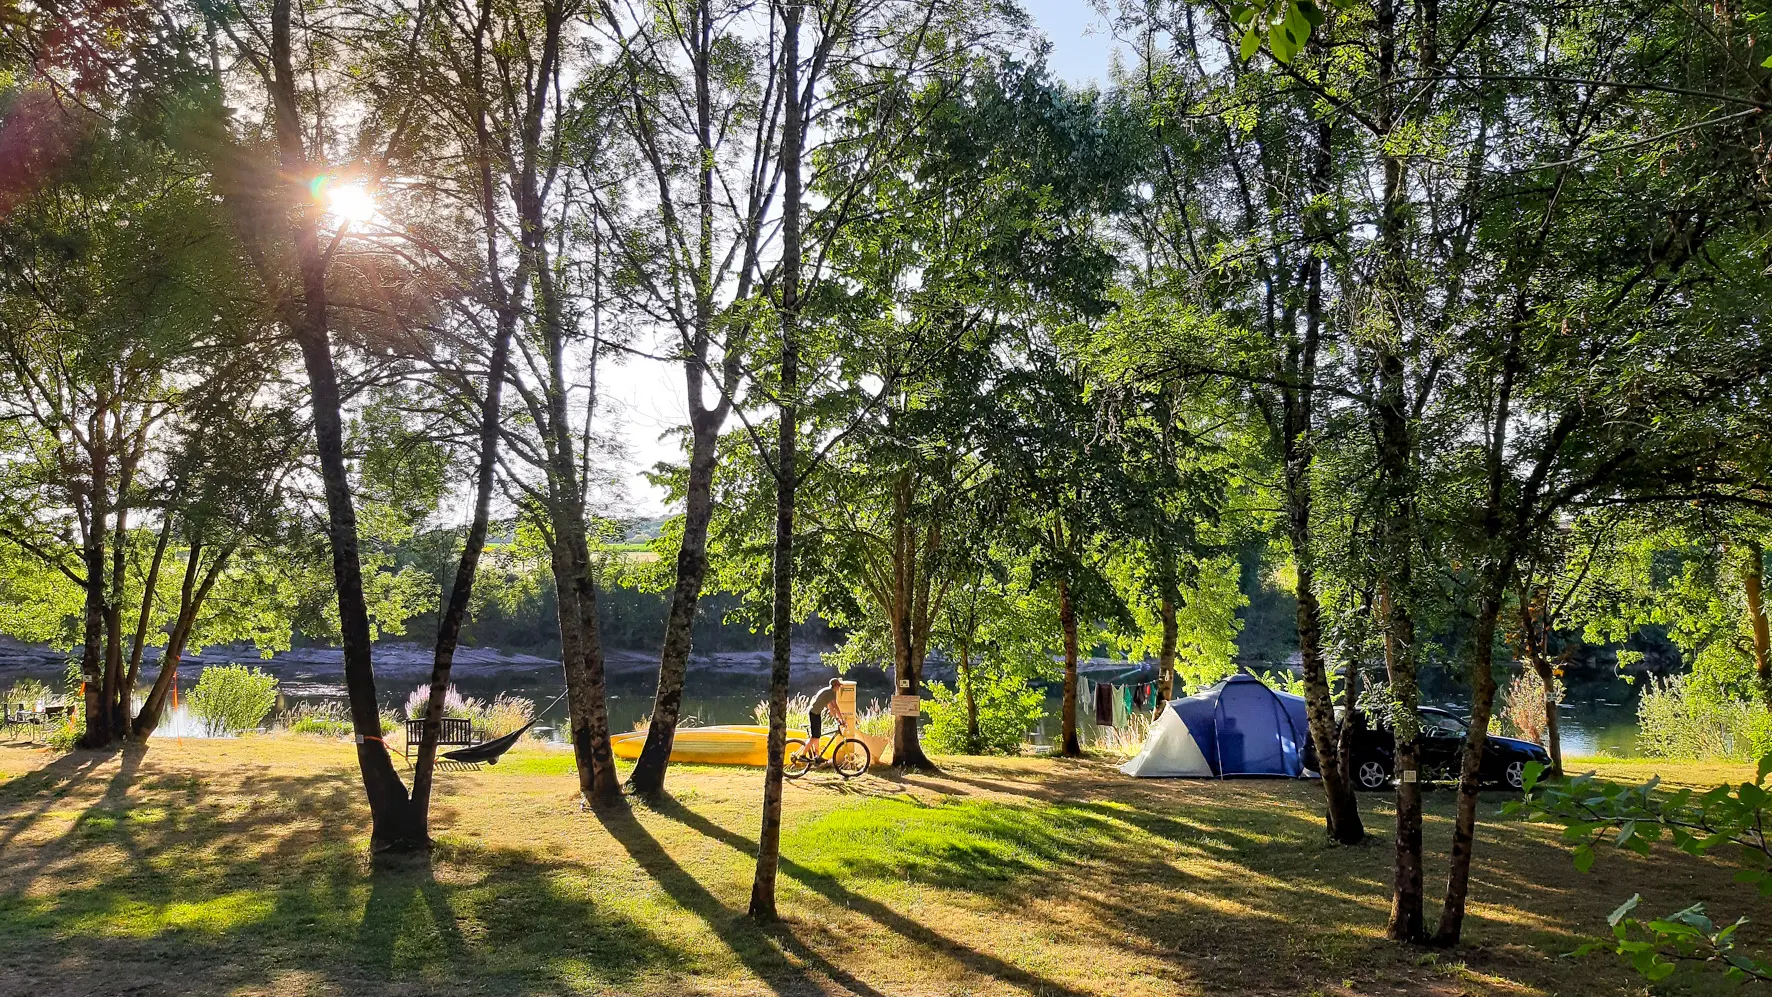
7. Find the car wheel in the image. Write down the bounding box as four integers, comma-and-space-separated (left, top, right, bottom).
1504, 760, 1526, 790
1356, 759, 1391, 791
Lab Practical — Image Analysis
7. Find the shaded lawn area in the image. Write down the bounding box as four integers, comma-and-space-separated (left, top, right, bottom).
0, 738, 1765, 996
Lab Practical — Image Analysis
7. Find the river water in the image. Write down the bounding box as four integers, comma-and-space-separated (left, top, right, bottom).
122, 660, 1645, 756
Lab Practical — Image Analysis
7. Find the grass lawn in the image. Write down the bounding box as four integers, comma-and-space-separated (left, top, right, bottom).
0, 738, 1765, 997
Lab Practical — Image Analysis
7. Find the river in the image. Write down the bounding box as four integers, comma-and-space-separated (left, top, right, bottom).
121, 657, 1644, 756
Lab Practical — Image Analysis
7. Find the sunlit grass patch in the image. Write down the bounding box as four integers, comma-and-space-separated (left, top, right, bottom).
786, 796, 1132, 887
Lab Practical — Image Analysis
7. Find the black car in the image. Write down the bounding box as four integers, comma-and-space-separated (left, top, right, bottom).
1329, 707, 1550, 791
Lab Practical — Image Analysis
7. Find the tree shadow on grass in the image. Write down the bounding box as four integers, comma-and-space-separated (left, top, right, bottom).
0, 748, 112, 853
646, 793, 1093, 997
0, 762, 692, 997
595, 800, 890, 997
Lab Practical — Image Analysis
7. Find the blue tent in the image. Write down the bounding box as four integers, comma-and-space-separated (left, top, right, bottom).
1120, 673, 1312, 778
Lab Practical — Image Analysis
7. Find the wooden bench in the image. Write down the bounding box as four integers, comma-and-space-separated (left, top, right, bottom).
404, 716, 483, 761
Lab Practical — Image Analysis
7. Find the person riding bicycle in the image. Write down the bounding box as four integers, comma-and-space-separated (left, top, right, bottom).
804, 677, 845, 765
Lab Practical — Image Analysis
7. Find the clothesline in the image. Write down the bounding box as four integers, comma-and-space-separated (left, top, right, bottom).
1084, 677, 1156, 727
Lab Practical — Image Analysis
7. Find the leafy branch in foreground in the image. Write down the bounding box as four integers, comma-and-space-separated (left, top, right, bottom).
1507, 757, 1772, 983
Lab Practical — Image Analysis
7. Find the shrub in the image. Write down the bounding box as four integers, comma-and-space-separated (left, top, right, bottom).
403, 683, 478, 721
4, 678, 52, 708
42, 661, 83, 751
1635, 675, 1772, 761
852, 699, 893, 738
188, 665, 278, 736
752, 694, 813, 732
480, 693, 535, 738
281, 701, 353, 737
922, 671, 1044, 755
46, 715, 83, 752
1091, 712, 1156, 758
747, 692, 887, 738
1501, 668, 1562, 745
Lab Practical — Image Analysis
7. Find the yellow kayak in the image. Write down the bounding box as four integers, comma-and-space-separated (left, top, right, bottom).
610, 725, 805, 767
610, 724, 890, 768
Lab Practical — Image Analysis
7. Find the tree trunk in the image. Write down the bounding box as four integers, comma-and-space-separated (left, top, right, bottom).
1156, 578, 1177, 714
572, 548, 622, 803
1372, 0, 1424, 943
749, 0, 799, 924
960, 639, 979, 752
1058, 575, 1081, 757
540, 465, 620, 806
1296, 558, 1363, 844
603, 0, 748, 798
132, 540, 232, 740
1745, 540, 1771, 708
1519, 596, 1563, 778
1284, 113, 1361, 844
125, 516, 173, 704
889, 480, 935, 770
550, 542, 600, 802
1532, 656, 1562, 778
1382, 578, 1425, 943
509, 0, 618, 810
629, 416, 719, 795
270, 0, 425, 854
76, 405, 110, 748
103, 464, 133, 738
410, 303, 514, 823
1433, 572, 1509, 946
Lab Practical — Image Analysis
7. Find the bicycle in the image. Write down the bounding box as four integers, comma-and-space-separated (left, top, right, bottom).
784, 711, 871, 780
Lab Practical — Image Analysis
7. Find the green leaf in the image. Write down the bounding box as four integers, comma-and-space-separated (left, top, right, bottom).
1239, 28, 1262, 62
1573, 843, 1596, 873
1643, 959, 1676, 982
1615, 821, 1636, 847
1608, 895, 1641, 927
1297, 0, 1326, 27
1267, 24, 1294, 63
1522, 760, 1544, 792
1284, 3, 1312, 44
1665, 904, 1715, 935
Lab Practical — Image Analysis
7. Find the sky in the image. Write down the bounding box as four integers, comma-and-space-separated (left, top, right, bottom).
605, 2, 1126, 520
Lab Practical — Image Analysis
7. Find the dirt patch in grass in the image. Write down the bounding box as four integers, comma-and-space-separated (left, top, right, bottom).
0, 736, 1763, 996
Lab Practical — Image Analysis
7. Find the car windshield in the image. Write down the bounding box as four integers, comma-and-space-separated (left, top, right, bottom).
1421, 711, 1467, 736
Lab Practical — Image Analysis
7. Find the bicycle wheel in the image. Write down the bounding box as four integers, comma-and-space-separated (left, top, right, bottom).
832, 738, 871, 779
784, 739, 812, 780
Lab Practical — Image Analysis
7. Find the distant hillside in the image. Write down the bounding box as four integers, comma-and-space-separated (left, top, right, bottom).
622, 516, 672, 542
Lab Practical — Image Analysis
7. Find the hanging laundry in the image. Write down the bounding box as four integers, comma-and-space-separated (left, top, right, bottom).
1132, 683, 1149, 710
1094, 681, 1114, 725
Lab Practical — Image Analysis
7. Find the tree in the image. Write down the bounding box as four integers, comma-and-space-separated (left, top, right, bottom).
748, 0, 804, 923
588, 0, 789, 798
0, 80, 298, 748
1106, 1, 1371, 844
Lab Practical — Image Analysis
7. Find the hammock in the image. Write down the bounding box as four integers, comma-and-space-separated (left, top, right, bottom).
440, 689, 568, 766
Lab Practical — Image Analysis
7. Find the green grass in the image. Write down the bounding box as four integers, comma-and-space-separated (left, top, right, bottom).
0, 737, 1768, 996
